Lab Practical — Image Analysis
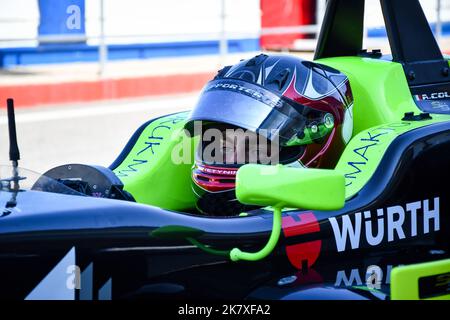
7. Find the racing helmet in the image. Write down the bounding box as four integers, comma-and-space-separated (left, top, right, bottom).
184, 54, 354, 216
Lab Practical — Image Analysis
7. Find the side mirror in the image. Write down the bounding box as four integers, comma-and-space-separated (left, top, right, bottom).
236, 164, 345, 211
230, 164, 345, 262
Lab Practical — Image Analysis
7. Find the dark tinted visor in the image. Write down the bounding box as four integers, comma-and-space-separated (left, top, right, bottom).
184, 79, 325, 146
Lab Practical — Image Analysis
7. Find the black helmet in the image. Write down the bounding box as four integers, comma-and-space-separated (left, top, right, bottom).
185, 54, 354, 216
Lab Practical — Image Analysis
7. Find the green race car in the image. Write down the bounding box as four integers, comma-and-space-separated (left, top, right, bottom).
0, 0, 449, 300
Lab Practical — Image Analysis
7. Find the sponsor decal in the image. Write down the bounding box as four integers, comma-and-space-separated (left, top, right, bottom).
412, 86, 450, 114
419, 272, 450, 299
329, 197, 440, 252
197, 164, 237, 176
430, 100, 450, 112
115, 114, 187, 177
343, 123, 411, 187
414, 91, 450, 101
205, 80, 284, 109
282, 212, 321, 269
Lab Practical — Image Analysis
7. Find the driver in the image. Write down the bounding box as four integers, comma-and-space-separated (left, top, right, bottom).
184, 54, 354, 216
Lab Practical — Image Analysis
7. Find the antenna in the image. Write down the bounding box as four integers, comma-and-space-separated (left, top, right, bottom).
6, 98, 21, 198
7, 98, 20, 163
1, 98, 23, 211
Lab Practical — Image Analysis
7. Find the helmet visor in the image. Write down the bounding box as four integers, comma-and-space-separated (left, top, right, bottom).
184, 79, 330, 146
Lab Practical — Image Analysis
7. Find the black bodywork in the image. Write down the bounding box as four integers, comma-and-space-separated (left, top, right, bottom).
0, 0, 449, 300
0, 120, 448, 299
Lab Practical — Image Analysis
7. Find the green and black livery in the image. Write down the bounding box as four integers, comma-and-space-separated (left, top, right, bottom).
0, 0, 449, 300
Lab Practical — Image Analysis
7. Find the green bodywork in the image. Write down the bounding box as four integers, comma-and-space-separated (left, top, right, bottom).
390, 259, 450, 300
335, 117, 449, 199
318, 57, 450, 199
230, 206, 283, 262
112, 111, 198, 211
236, 164, 345, 210
317, 57, 426, 134
115, 56, 450, 270
113, 57, 450, 211
114, 57, 450, 211
230, 164, 345, 262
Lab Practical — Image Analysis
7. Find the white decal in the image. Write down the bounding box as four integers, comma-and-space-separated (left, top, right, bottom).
387, 205, 406, 242
364, 209, 384, 246
330, 197, 440, 252
329, 212, 361, 252
406, 201, 421, 237
417, 92, 450, 100
424, 198, 440, 233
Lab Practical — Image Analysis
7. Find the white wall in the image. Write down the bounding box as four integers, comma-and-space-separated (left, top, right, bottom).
1, 0, 449, 48
85, 0, 260, 44
365, 0, 450, 28
0, 0, 260, 47
0, 0, 39, 47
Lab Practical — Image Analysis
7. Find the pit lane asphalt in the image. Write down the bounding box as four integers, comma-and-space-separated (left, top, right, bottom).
0, 94, 196, 174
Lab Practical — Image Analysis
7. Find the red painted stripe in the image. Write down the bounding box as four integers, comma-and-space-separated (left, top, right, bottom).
282, 212, 322, 269
0, 72, 214, 108
282, 212, 320, 238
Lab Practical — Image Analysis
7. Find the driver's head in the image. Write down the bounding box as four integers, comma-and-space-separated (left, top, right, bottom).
185, 54, 354, 216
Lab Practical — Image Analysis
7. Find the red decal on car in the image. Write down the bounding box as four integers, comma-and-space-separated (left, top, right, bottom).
282, 212, 321, 269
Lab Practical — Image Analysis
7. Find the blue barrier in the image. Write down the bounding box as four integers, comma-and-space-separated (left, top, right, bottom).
0, 38, 260, 68
3, 20, 448, 68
